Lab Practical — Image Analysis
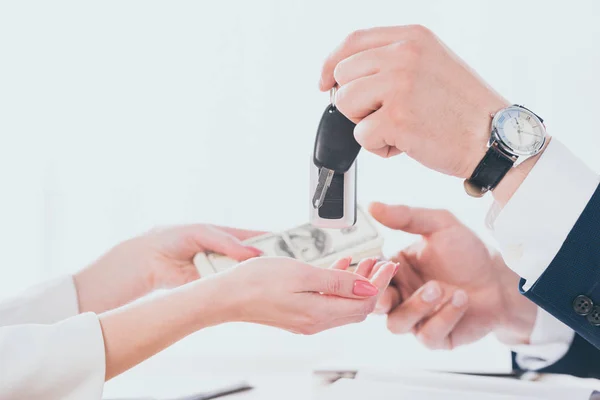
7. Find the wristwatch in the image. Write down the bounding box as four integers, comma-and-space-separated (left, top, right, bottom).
464, 104, 547, 197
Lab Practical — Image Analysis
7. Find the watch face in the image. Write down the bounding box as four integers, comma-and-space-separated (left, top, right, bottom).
493, 106, 546, 156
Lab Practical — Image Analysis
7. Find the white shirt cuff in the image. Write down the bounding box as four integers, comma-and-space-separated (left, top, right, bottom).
487, 139, 599, 290
512, 307, 575, 370
0, 312, 106, 399
0, 276, 80, 327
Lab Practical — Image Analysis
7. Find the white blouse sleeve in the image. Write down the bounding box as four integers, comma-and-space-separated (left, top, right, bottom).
0, 277, 106, 399
0, 313, 106, 399
0, 276, 80, 326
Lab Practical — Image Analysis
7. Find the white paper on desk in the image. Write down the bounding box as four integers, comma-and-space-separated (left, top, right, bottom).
351, 369, 597, 400
318, 379, 542, 400
314, 329, 513, 375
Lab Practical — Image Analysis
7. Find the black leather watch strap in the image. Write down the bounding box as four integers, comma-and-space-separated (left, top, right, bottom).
464, 142, 515, 197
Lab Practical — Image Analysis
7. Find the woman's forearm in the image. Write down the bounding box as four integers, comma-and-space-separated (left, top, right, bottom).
95, 256, 387, 381
99, 277, 234, 380
74, 241, 151, 314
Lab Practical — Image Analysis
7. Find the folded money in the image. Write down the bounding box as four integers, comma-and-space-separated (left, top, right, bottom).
193, 207, 384, 276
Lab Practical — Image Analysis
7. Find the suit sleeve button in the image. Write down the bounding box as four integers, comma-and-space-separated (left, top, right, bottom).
573, 295, 594, 316
587, 306, 600, 326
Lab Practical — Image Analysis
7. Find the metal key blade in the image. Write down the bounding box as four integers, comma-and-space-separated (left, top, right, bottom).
312, 167, 335, 209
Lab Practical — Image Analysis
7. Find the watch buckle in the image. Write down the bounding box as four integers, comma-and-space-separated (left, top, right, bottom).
463, 179, 488, 198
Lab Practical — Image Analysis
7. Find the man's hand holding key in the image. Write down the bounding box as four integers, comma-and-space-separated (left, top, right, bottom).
319, 25, 545, 205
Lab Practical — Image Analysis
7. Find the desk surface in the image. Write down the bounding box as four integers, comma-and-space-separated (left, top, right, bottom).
103, 355, 321, 400
102, 329, 512, 399
103, 323, 514, 399
104, 320, 532, 400
103, 353, 600, 400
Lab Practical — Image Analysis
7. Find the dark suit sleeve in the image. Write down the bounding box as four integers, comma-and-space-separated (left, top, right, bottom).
520, 184, 600, 350
512, 333, 600, 378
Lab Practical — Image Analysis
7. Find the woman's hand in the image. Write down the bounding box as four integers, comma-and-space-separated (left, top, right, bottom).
100, 256, 397, 380
216, 256, 398, 334
74, 224, 264, 314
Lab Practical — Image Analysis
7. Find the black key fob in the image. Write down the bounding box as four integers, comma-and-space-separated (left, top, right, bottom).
313, 104, 361, 173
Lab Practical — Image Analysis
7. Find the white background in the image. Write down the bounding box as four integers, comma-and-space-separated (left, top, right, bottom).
1, 0, 600, 373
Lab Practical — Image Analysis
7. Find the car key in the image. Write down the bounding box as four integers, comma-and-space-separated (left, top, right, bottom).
311, 86, 361, 209
309, 157, 357, 228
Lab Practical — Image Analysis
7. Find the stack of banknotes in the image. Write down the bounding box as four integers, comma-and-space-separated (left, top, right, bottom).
193, 208, 384, 276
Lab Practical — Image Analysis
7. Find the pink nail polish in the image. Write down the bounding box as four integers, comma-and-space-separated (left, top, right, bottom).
393, 263, 400, 275
247, 246, 263, 256
336, 256, 351, 269
353, 280, 378, 297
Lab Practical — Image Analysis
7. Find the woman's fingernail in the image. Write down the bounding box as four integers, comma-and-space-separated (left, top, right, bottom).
247, 246, 263, 256
393, 263, 400, 275
353, 280, 379, 296
335, 256, 352, 269
452, 290, 468, 308
421, 282, 441, 303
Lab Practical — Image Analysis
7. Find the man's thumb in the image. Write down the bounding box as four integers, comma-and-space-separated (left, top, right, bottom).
369, 202, 454, 235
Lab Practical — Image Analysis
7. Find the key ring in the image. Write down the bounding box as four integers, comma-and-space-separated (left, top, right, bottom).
330, 85, 338, 106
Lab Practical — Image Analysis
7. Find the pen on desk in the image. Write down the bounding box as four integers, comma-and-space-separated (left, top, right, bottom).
179, 381, 253, 400
313, 369, 358, 384
104, 381, 253, 400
